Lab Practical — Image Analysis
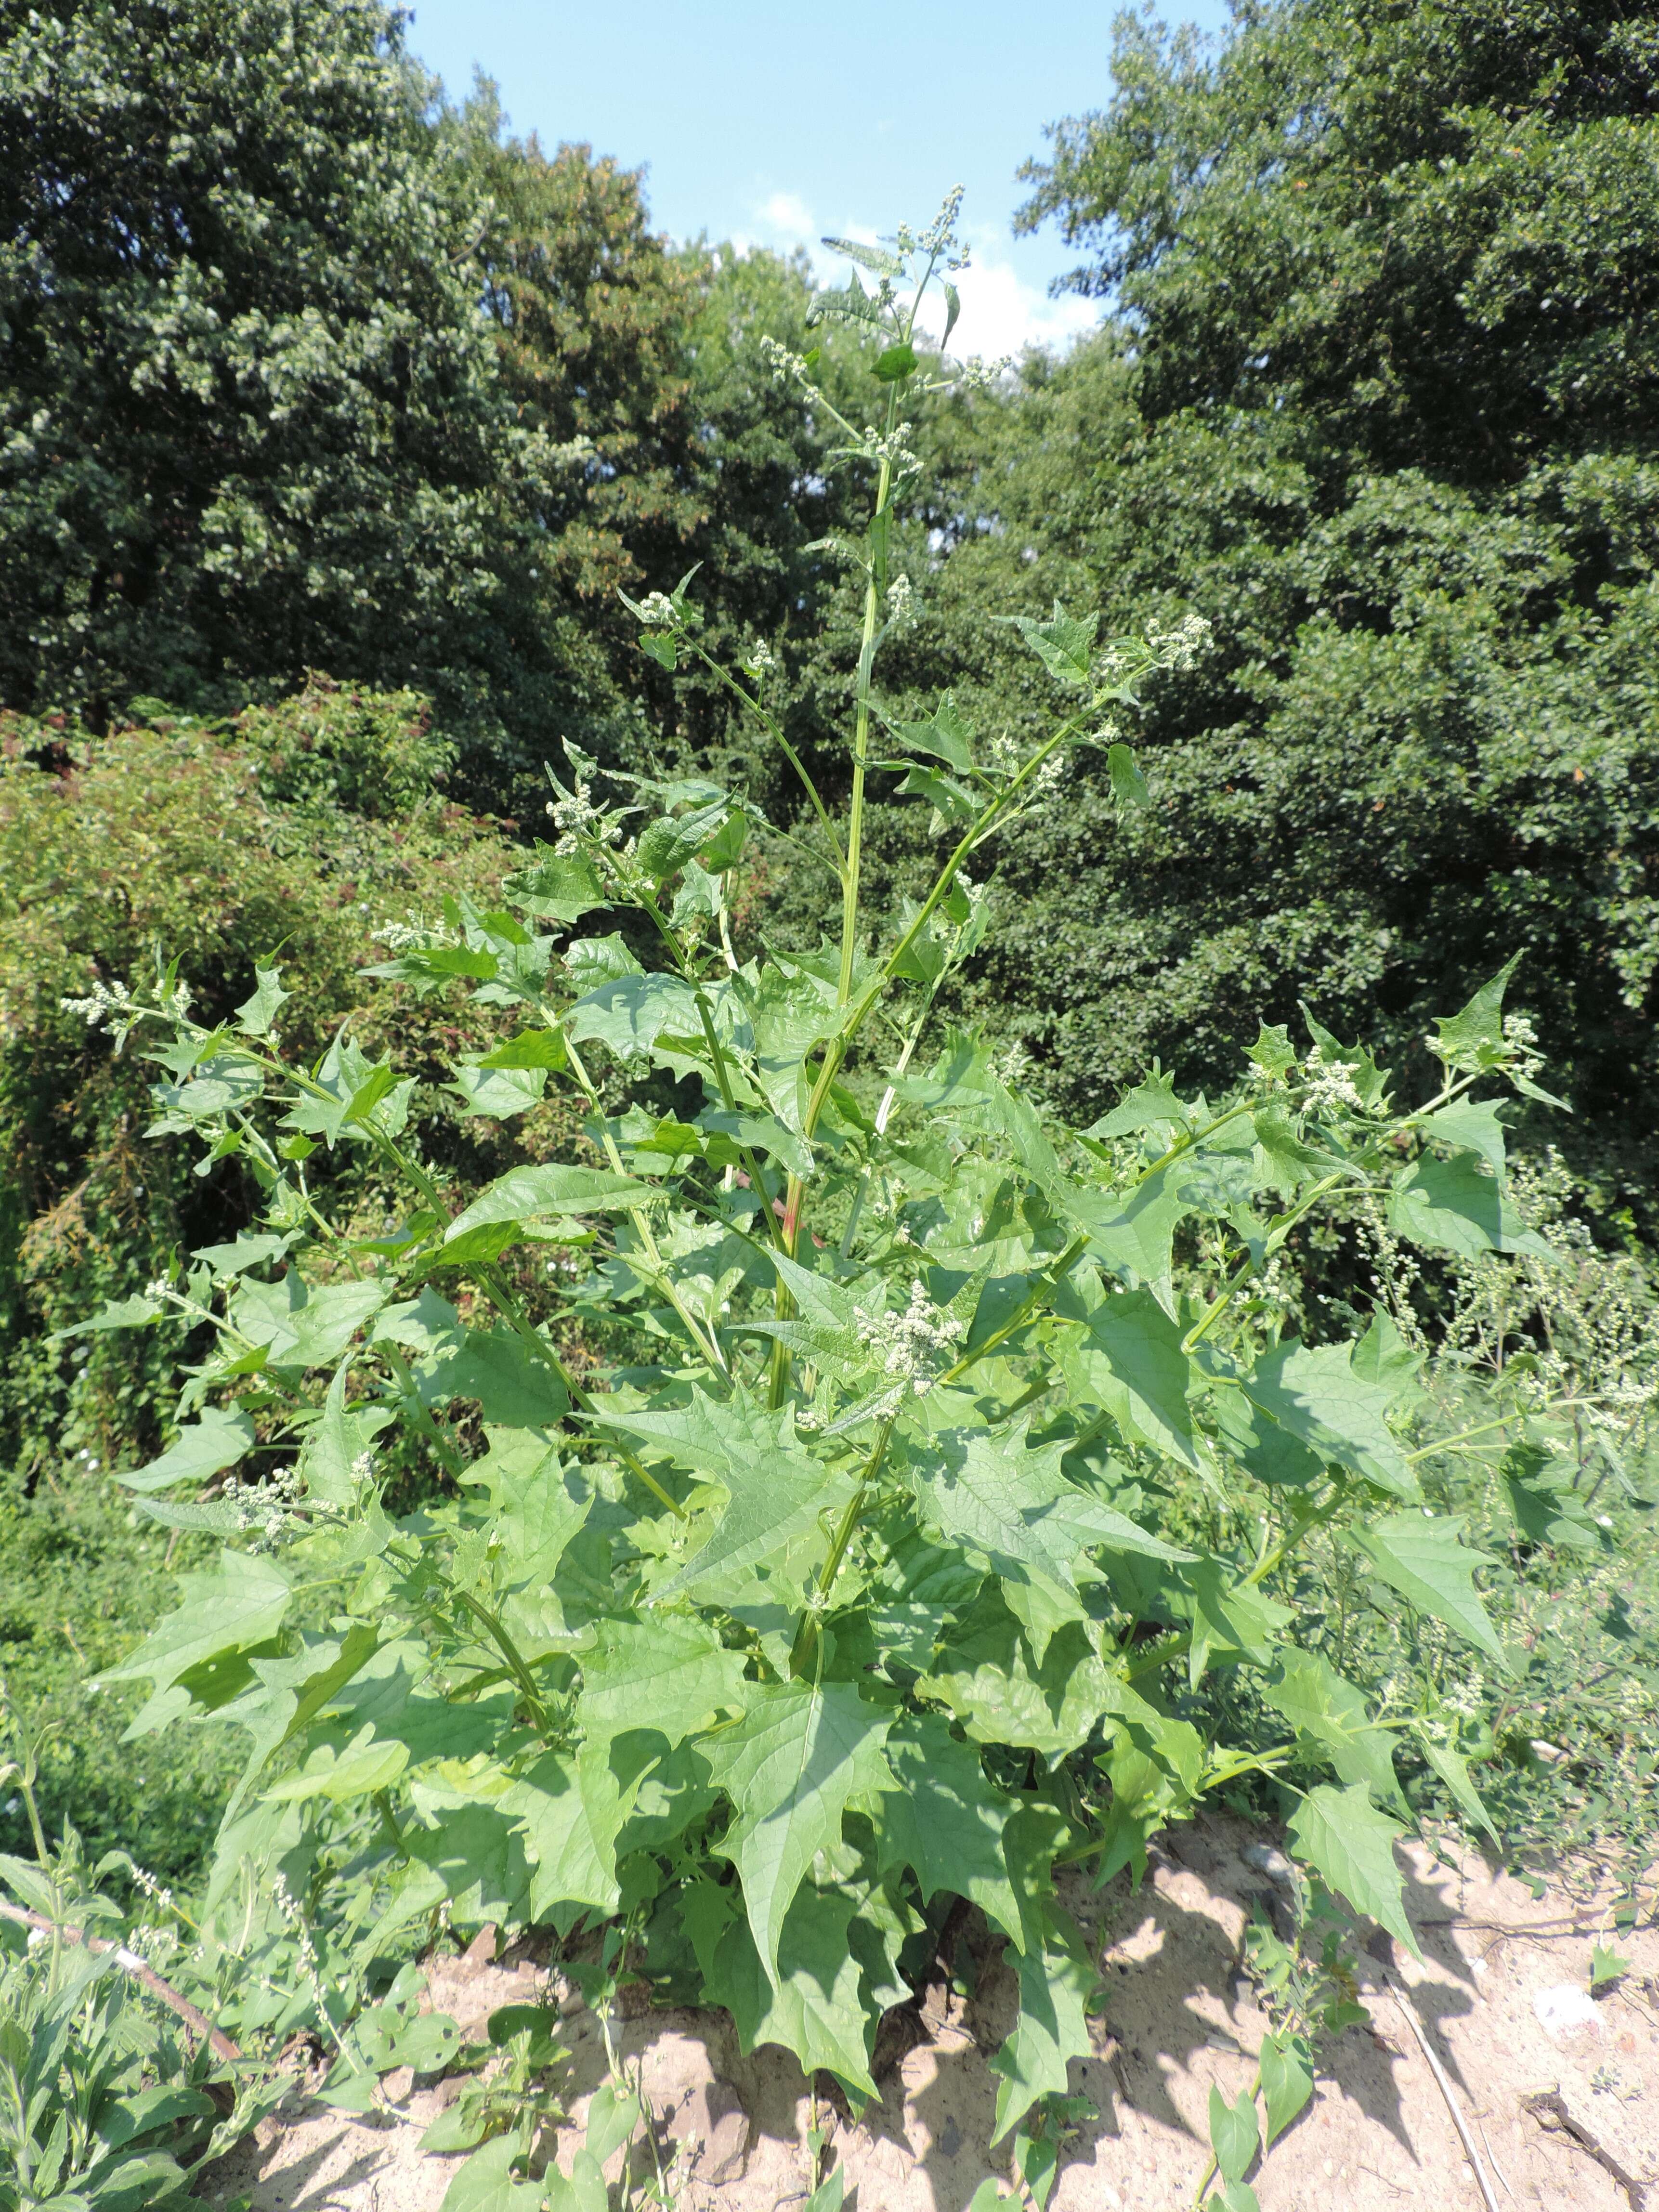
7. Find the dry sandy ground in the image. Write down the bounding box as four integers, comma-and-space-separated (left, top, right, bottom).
199, 1815, 1659, 2212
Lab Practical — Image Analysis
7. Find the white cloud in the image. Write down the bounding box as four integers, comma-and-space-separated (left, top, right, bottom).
912, 248, 1098, 361
732, 198, 1099, 360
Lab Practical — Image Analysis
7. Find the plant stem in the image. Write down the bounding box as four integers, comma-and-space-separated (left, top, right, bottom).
789, 1414, 896, 1675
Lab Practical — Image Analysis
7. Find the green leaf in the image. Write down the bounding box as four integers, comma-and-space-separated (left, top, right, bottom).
566, 971, 703, 1060
1094, 1709, 1206, 1885
872, 341, 918, 382
500, 1752, 623, 1922
913, 1425, 1189, 1662
989, 1914, 1097, 2144
1247, 1025, 1297, 1081
1430, 956, 1521, 1073
1389, 1151, 1551, 1259
922, 1593, 1150, 1756
1251, 1110, 1328, 1196
229, 1272, 387, 1368
822, 234, 907, 277
445, 1164, 652, 1249
300, 1363, 392, 1509
235, 964, 289, 1038
1590, 1942, 1632, 1991
417, 1327, 569, 1427
104, 1548, 292, 1700
402, 1804, 532, 1927
564, 932, 642, 990
897, 760, 978, 824
265, 1722, 409, 1803
1262, 1652, 1403, 1810
1239, 1338, 1418, 1499
700, 1681, 894, 1984
477, 1027, 568, 1072
1347, 1512, 1507, 1662
1258, 2029, 1313, 2145
688, 1878, 879, 2100
49, 1289, 167, 1341
1418, 1740, 1498, 1841
1286, 1781, 1418, 1956
438, 2135, 543, 2212
1208, 2083, 1259, 2182
636, 798, 732, 883
449, 1063, 547, 1120
1497, 1443, 1601, 1554
1415, 1099, 1509, 1177
502, 850, 610, 924
1107, 742, 1151, 811
578, 1618, 747, 1752
875, 1714, 1022, 1944
886, 694, 975, 774
597, 1387, 849, 1596
1181, 1562, 1295, 1686
1004, 602, 1098, 687
1059, 1287, 1200, 1469
114, 1406, 255, 1493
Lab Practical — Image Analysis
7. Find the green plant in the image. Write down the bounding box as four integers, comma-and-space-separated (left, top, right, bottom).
62, 198, 1624, 2203
0, 1695, 259, 2212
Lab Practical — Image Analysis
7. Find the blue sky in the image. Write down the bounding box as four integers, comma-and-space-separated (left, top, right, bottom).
404, 0, 1235, 355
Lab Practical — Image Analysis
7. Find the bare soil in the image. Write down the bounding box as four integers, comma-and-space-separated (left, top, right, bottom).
198, 1816, 1659, 2212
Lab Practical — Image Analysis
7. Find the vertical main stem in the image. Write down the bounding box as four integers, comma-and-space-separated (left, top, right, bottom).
838, 443, 894, 1008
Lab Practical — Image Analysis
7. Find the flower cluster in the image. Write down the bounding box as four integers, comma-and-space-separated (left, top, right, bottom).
60, 977, 134, 1028
1502, 1011, 1545, 1079
1146, 612, 1214, 671
855, 1280, 965, 1400
990, 731, 1064, 799
219, 1465, 307, 1551
636, 591, 679, 627
545, 776, 620, 856
1300, 1043, 1365, 1116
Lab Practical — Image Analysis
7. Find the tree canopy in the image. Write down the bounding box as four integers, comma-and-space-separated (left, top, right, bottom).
843, 0, 1659, 1204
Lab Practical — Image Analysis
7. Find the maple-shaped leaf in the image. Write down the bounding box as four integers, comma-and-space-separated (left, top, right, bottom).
701, 1682, 894, 1985
875, 1714, 1022, 1944
1058, 1285, 1201, 1469
990, 1908, 1098, 2143
1262, 1651, 1404, 1811
686, 1878, 879, 2101
594, 1387, 850, 1596
1347, 1511, 1508, 1663
1239, 1338, 1418, 1499
577, 1616, 748, 1752
1287, 1781, 1419, 1957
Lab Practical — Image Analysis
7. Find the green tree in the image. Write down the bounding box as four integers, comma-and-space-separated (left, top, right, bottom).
824, 0, 1659, 1210
0, 0, 545, 726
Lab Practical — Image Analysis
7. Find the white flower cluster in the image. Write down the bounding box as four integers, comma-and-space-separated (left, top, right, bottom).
955, 355, 1014, 390
372, 911, 446, 953
886, 574, 915, 627
545, 776, 620, 856
636, 591, 679, 627
60, 977, 134, 1028
743, 639, 777, 676
219, 1464, 306, 1550
1146, 612, 1215, 671
759, 334, 811, 389
990, 731, 1063, 799
271, 1871, 334, 2031
855, 1280, 965, 1399
1502, 1011, 1545, 1079
861, 421, 918, 472
1301, 1043, 1365, 1116
919, 183, 967, 264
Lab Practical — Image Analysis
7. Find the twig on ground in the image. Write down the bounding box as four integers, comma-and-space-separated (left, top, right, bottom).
1382, 1969, 1501, 2212
0, 1896, 241, 2063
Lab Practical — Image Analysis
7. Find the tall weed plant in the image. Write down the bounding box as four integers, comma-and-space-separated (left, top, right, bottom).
24, 200, 1649, 2206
